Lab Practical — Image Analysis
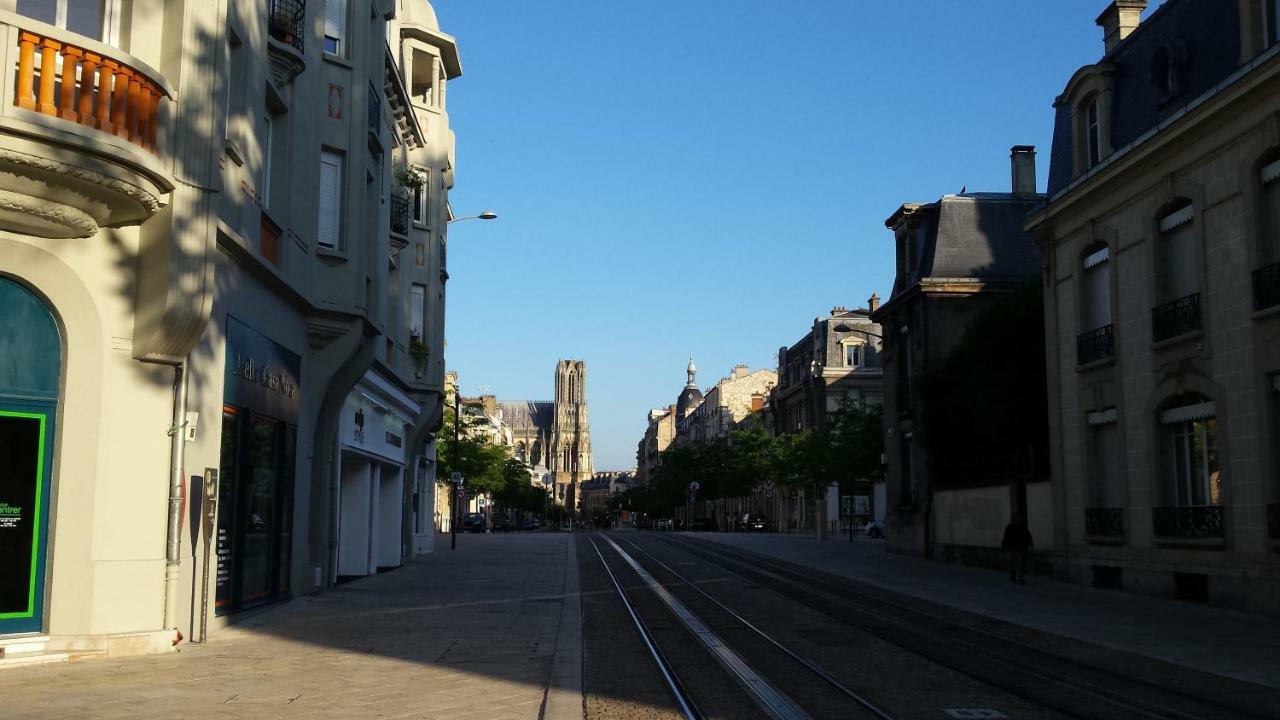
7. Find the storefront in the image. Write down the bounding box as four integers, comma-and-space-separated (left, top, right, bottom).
215, 317, 301, 615
336, 371, 417, 578
0, 278, 59, 637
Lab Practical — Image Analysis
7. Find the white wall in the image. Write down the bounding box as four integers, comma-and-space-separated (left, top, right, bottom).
377, 467, 402, 568
338, 459, 372, 576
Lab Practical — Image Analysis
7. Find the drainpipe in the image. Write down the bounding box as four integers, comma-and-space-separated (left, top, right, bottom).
163, 361, 189, 639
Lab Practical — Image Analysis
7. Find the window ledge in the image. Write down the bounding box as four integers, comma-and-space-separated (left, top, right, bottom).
1151, 328, 1203, 352
316, 245, 349, 264
322, 53, 353, 69
1152, 535, 1226, 549
1250, 303, 1280, 321
224, 138, 245, 166
1075, 355, 1116, 373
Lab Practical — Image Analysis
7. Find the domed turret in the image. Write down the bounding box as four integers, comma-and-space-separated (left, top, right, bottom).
676, 355, 702, 417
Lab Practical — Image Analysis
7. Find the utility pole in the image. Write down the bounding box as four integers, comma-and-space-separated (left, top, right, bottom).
451, 387, 459, 550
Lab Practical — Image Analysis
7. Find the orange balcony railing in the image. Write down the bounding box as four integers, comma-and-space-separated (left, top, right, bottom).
13, 28, 169, 152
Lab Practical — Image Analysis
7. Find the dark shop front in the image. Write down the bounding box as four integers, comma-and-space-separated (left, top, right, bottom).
216, 317, 301, 615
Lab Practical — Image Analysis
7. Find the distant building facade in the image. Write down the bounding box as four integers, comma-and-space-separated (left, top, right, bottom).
683, 365, 778, 445
1027, 0, 1280, 612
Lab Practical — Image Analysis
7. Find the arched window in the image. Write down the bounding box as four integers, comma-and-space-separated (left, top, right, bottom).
1152, 200, 1200, 341
1077, 242, 1114, 363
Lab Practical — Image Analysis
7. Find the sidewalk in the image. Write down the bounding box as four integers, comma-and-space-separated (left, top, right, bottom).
693, 532, 1280, 689
1, 532, 584, 720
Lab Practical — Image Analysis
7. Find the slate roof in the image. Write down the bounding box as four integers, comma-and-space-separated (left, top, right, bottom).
923, 194, 1044, 281
1046, 0, 1242, 196
499, 401, 553, 432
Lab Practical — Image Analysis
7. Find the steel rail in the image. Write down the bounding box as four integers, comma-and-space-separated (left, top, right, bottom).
666, 535, 1261, 720
619, 536, 895, 720
586, 534, 702, 720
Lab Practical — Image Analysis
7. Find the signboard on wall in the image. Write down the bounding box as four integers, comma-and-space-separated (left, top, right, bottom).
224, 317, 302, 422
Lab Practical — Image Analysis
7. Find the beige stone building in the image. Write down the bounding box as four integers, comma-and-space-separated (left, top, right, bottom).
0, 0, 463, 659
682, 364, 777, 445
1027, 0, 1280, 611
636, 404, 677, 488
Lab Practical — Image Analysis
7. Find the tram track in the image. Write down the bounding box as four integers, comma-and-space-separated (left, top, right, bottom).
654, 533, 1280, 720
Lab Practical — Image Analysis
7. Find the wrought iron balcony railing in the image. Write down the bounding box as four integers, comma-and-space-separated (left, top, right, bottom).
1151, 292, 1201, 343
390, 194, 410, 236
1253, 263, 1280, 312
1152, 505, 1224, 539
268, 0, 305, 52
1085, 507, 1124, 537
1268, 503, 1279, 540
1076, 324, 1114, 365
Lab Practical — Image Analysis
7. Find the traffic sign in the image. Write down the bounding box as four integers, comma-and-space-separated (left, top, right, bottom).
451, 471, 463, 485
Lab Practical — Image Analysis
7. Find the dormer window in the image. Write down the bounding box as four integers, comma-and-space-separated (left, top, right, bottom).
1086, 98, 1101, 168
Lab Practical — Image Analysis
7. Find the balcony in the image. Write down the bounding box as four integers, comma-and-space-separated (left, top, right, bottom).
1084, 507, 1124, 538
0, 15, 173, 237
1268, 504, 1279, 540
1253, 263, 1280, 312
1076, 324, 1114, 366
390, 194, 410, 236
1151, 292, 1201, 343
1152, 505, 1224, 539
267, 0, 306, 84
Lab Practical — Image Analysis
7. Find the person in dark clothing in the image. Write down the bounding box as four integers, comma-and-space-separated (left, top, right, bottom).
1001, 513, 1034, 584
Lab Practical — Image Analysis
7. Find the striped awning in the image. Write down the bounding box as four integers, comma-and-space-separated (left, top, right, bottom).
1083, 246, 1110, 270
1262, 158, 1280, 184
1087, 407, 1118, 426
1159, 401, 1215, 425
1158, 205, 1194, 233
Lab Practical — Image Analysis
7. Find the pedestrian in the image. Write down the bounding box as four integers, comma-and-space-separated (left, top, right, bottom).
1001, 513, 1033, 584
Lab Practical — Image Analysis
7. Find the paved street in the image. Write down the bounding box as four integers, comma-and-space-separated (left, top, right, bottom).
0, 533, 582, 720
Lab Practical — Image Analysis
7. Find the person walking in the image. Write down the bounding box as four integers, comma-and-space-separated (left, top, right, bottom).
1001, 513, 1034, 584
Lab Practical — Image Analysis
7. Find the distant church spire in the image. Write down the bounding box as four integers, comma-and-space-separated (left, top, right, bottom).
686, 354, 697, 389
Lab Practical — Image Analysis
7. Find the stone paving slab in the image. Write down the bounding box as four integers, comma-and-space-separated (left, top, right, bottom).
687, 531, 1280, 689
0, 533, 584, 719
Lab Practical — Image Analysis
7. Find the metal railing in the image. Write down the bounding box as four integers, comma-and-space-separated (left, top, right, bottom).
1084, 507, 1124, 537
1151, 292, 1201, 342
1152, 505, 1224, 539
1076, 324, 1114, 365
390, 194, 409, 236
268, 0, 305, 52
1253, 262, 1280, 311
12, 27, 169, 152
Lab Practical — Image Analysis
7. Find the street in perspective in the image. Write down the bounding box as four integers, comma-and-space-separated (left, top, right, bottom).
1, 0, 1280, 719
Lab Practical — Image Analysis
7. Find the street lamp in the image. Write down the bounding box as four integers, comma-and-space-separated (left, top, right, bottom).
448, 210, 498, 223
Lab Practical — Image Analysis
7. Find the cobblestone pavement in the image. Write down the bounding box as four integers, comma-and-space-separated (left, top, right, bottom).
692, 531, 1280, 689
1, 533, 583, 720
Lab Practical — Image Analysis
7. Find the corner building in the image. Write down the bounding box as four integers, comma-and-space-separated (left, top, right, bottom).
0, 0, 463, 657
1027, 0, 1280, 611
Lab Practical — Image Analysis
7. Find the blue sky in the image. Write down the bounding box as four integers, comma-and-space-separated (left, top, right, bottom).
436, 1, 1164, 470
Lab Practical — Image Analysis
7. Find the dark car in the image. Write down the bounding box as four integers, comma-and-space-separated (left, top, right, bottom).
738, 513, 768, 532
520, 519, 540, 531
461, 512, 486, 533
492, 518, 515, 532
688, 518, 715, 532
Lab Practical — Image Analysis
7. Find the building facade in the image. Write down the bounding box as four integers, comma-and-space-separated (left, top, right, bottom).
636, 404, 677, 488
0, 0, 461, 658
683, 365, 778, 445
1027, 0, 1280, 611
873, 148, 1049, 562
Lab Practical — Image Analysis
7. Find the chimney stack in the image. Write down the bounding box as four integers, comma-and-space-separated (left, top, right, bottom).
1096, 1, 1146, 54
750, 393, 764, 412
831, 305, 847, 316
868, 293, 880, 313
732, 364, 750, 380
1010, 145, 1037, 196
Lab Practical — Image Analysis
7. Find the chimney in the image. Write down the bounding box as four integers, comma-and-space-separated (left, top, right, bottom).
867, 293, 880, 313
732, 364, 750, 380
751, 393, 764, 412
831, 305, 847, 316
1096, 1, 1146, 54
1010, 145, 1036, 196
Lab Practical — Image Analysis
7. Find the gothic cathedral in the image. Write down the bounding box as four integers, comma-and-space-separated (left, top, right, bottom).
499, 360, 593, 505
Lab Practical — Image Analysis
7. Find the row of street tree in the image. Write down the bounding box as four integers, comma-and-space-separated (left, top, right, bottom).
436, 406, 565, 521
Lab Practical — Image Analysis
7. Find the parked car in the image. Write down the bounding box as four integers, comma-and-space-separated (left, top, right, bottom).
865, 520, 885, 539
738, 513, 768, 532
461, 512, 486, 533
520, 519, 540, 531
492, 518, 515, 532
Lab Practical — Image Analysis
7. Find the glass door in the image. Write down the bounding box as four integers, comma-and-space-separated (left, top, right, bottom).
0, 403, 55, 635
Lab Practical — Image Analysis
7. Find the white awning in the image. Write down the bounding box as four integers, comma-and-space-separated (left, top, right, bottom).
1087, 407, 1118, 426
1262, 158, 1280, 184
1158, 205, 1194, 233
1160, 401, 1215, 425
1082, 246, 1110, 270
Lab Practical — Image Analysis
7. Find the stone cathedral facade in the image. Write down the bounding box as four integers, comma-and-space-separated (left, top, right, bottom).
500, 360, 594, 505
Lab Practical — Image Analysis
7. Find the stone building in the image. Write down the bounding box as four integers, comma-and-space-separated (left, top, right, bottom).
636, 405, 677, 488
1026, 0, 1280, 611
0, 0, 462, 658
872, 148, 1048, 561
492, 360, 594, 507
683, 365, 778, 445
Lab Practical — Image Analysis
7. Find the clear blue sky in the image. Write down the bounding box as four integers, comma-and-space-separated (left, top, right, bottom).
437, 1, 1163, 470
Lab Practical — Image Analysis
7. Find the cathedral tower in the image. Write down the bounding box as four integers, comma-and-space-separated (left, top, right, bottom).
551, 359, 592, 507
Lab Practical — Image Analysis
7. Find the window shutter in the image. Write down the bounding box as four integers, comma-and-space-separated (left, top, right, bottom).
317, 152, 341, 248
1160, 401, 1215, 425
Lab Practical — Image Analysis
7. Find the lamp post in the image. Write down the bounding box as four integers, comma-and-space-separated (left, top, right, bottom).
447, 210, 498, 224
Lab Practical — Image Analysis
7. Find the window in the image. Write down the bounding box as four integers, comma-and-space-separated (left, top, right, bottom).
18, 0, 112, 42
1159, 202, 1196, 300
1160, 398, 1220, 506
1086, 408, 1122, 508
260, 114, 273, 207
1082, 244, 1111, 331
1268, 0, 1280, 46
412, 169, 429, 226
1263, 158, 1280, 260
844, 342, 862, 368
1085, 99, 1101, 168
317, 150, 343, 249
410, 284, 425, 338
324, 0, 346, 56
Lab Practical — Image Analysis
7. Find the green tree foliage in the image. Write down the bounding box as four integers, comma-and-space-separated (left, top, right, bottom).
919, 285, 1049, 484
